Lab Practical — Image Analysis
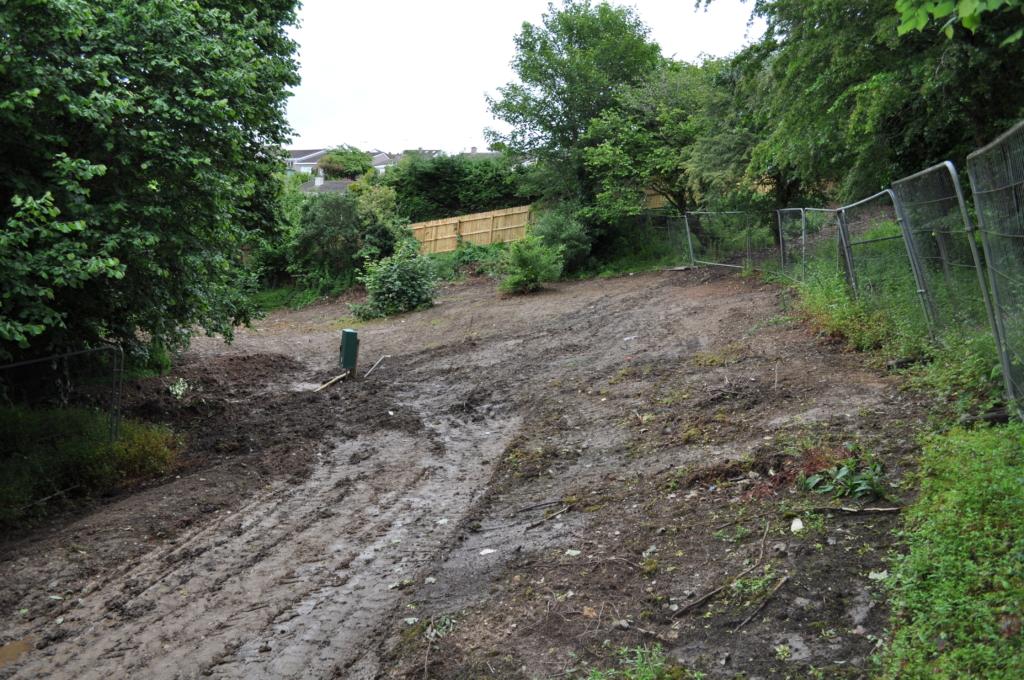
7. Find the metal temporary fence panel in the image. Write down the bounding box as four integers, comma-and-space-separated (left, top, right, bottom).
891, 161, 996, 336
683, 211, 778, 270
776, 208, 806, 279
836, 190, 935, 334
967, 119, 1024, 417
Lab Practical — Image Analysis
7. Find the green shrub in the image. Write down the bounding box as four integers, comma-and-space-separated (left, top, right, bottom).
351, 240, 437, 320
882, 424, 1024, 679
431, 240, 506, 280
498, 236, 564, 294
0, 406, 177, 527
531, 204, 592, 272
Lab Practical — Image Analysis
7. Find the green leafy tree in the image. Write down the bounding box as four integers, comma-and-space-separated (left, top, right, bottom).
352, 240, 437, 319
896, 0, 1024, 43
486, 0, 661, 202
0, 0, 299, 360
318, 145, 373, 180
730, 0, 1024, 199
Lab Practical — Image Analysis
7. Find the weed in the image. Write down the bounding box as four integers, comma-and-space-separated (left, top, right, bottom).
585, 644, 701, 679
800, 456, 886, 500
731, 565, 777, 600
774, 643, 792, 661
712, 525, 753, 543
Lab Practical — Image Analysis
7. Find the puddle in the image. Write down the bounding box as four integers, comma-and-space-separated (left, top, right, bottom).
0, 637, 33, 669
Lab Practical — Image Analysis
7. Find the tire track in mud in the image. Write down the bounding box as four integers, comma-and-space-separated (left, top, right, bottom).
9, 377, 520, 679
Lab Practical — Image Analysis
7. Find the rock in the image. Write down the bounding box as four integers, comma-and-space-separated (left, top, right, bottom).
613, 619, 630, 630
771, 542, 788, 556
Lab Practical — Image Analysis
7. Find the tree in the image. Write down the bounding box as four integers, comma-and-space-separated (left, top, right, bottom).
896, 0, 1023, 43
731, 0, 1024, 199
583, 61, 704, 220
318, 145, 373, 180
0, 0, 299, 361
486, 0, 661, 201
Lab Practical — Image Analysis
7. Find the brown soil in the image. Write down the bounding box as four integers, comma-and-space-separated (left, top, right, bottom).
0, 270, 928, 679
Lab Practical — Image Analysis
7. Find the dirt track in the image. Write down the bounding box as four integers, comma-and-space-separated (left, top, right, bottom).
0, 270, 926, 678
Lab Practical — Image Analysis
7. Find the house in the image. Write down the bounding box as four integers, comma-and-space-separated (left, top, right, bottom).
286, 149, 329, 174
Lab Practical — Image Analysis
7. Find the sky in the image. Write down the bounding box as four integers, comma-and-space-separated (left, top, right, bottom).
285, 0, 765, 154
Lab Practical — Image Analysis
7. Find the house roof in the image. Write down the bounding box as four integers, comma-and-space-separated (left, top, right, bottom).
288, 148, 329, 163
299, 178, 354, 194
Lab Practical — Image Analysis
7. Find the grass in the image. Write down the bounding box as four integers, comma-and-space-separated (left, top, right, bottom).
881, 424, 1024, 679
250, 285, 321, 312
585, 645, 702, 679
0, 406, 177, 527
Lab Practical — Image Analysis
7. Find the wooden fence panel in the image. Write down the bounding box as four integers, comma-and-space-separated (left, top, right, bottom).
409, 205, 532, 254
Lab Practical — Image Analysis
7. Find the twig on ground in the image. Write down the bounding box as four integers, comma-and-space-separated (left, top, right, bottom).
733, 575, 790, 632
525, 504, 572, 531
513, 499, 564, 515
364, 355, 391, 379
676, 520, 771, 619
16, 485, 80, 511
313, 370, 349, 392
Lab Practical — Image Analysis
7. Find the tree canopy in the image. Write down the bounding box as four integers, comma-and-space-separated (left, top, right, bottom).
318, 146, 373, 180
0, 0, 299, 361
486, 0, 661, 201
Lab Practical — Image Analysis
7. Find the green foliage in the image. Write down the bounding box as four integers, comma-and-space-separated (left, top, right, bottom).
317, 145, 373, 180
250, 286, 320, 312
499, 236, 565, 294
907, 331, 1005, 418
882, 424, 1024, 678
252, 173, 307, 287
383, 153, 528, 222
734, 0, 1024, 199
0, 407, 177, 526
801, 455, 887, 499
289, 188, 406, 296
530, 204, 593, 271
585, 644, 698, 679
487, 0, 661, 202
0, 0, 299, 360
0, 192, 124, 359
896, 0, 1024, 43
430, 241, 507, 281
351, 240, 438, 320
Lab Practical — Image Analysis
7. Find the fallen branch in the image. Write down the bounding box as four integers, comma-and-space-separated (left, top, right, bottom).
673, 561, 761, 618
733, 575, 790, 632
525, 504, 572, 531
364, 355, 391, 379
795, 505, 902, 515
16, 485, 80, 511
313, 370, 349, 392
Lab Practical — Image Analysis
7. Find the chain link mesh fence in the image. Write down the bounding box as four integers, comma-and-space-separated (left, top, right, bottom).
683, 211, 779, 270
836, 190, 934, 340
1, 347, 125, 516
892, 161, 996, 336
967, 120, 1024, 417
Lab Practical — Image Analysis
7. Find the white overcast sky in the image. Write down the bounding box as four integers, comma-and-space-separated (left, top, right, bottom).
285, 0, 764, 153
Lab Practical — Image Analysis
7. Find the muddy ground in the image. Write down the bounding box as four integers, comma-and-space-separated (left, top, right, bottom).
0, 270, 928, 679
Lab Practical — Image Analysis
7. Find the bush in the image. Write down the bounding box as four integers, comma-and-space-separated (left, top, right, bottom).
882, 424, 1024, 679
289, 188, 406, 297
431, 240, 506, 280
0, 406, 177, 527
498, 236, 564, 294
530, 204, 592, 272
351, 240, 437, 319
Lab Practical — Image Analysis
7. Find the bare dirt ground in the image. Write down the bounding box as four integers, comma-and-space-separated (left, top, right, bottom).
0, 270, 928, 679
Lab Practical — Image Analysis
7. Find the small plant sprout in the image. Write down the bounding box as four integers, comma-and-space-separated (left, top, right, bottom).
168, 378, 189, 400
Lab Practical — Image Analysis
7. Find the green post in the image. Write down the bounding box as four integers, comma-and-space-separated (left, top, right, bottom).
340, 329, 359, 372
